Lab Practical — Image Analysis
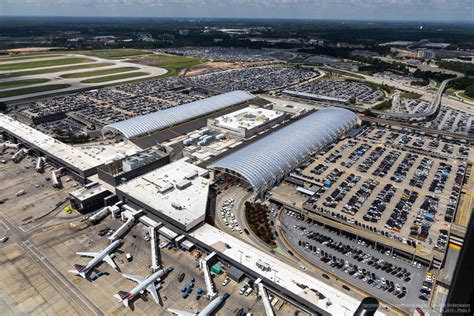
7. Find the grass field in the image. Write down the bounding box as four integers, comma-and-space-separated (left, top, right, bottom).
0, 78, 50, 90
75, 49, 152, 59
372, 99, 393, 111
81, 71, 149, 83
400, 91, 422, 99
0, 54, 64, 62
61, 67, 139, 78
0, 63, 113, 79
0, 57, 93, 71
130, 54, 206, 76
0, 84, 71, 98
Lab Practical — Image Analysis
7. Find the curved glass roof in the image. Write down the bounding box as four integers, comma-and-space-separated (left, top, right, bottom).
102, 90, 254, 139
209, 107, 357, 191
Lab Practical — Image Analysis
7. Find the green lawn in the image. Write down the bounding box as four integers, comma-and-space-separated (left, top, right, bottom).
0, 54, 65, 62
81, 72, 149, 83
0, 57, 93, 71
131, 54, 206, 77
0, 63, 113, 79
400, 91, 422, 100
76, 49, 152, 59
0, 78, 50, 90
61, 67, 139, 78
372, 99, 393, 111
0, 84, 71, 98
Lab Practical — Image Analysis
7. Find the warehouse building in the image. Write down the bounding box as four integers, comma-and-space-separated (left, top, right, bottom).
208, 108, 358, 196
101, 90, 255, 140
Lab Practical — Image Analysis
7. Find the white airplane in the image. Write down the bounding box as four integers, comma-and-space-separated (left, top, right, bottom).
168, 293, 229, 316
114, 267, 173, 308
68, 239, 122, 279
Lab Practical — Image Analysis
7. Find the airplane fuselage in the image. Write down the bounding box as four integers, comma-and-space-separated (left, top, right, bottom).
128, 269, 165, 299
74, 239, 122, 276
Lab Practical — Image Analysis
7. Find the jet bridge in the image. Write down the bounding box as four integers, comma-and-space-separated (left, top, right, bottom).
108, 208, 143, 241
89, 206, 111, 224
200, 252, 218, 300
256, 279, 275, 316
11, 148, 28, 163
35, 157, 46, 173
149, 224, 163, 272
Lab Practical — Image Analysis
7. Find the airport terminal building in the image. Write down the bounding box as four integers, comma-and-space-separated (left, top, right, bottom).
209, 107, 358, 196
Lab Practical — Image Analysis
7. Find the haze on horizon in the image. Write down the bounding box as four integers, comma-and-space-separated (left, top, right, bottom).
1, 0, 473, 22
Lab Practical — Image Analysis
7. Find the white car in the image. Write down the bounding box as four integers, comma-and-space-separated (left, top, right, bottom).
222, 277, 230, 286
0, 236, 8, 243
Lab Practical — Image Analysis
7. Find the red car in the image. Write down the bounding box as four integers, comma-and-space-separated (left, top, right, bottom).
416, 307, 425, 316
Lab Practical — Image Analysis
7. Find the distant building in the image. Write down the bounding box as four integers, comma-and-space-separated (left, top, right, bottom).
179, 29, 189, 36
417, 49, 436, 60
380, 41, 414, 47
391, 47, 417, 58
350, 50, 380, 58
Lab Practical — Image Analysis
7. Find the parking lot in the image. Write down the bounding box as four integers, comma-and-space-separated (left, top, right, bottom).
276, 125, 469, 257
281, 211, 433, 313
402, 99, 473, 135
291, 79, 384, 104
186, 66, 317, 92
156, 47, 279, 62
11, 78, 210, 138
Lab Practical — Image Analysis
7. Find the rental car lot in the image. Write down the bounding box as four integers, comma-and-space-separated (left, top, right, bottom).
279, 125, 469, 256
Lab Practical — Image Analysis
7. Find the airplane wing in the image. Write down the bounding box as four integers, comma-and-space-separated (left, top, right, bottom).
102, 255, 118, 269
122, 273, 146, 284
146, 284, 159, 304
167, 308, 196, 316
76, 252, 100, 258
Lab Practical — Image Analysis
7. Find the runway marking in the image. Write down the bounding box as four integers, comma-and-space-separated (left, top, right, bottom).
20, 240, 102, 316
0, 220, 10, 231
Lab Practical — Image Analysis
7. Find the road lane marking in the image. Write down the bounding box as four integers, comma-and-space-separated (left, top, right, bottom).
457, 193, 467, 225
463, 192, 474, 226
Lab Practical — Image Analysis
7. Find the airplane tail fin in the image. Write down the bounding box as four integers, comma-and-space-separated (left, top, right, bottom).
114, 291, 130, 307
74, 264, 86, 272
68, 264, 87, 278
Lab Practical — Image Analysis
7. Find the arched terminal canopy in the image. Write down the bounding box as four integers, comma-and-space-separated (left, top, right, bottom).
101, 90, 254, 139
209, 107, 357, 192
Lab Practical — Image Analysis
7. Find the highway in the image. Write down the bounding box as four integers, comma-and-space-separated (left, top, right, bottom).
371, 78, 454, 120
321, 64, 474, 115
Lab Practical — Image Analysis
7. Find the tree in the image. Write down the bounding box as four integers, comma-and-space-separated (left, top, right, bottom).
0, 102, 7, 113
363, 109, 377, 117
349, 96, 356, 105
465, 85, 474, 98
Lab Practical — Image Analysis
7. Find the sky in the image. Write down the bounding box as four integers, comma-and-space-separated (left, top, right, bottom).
1, 0, 473, 22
